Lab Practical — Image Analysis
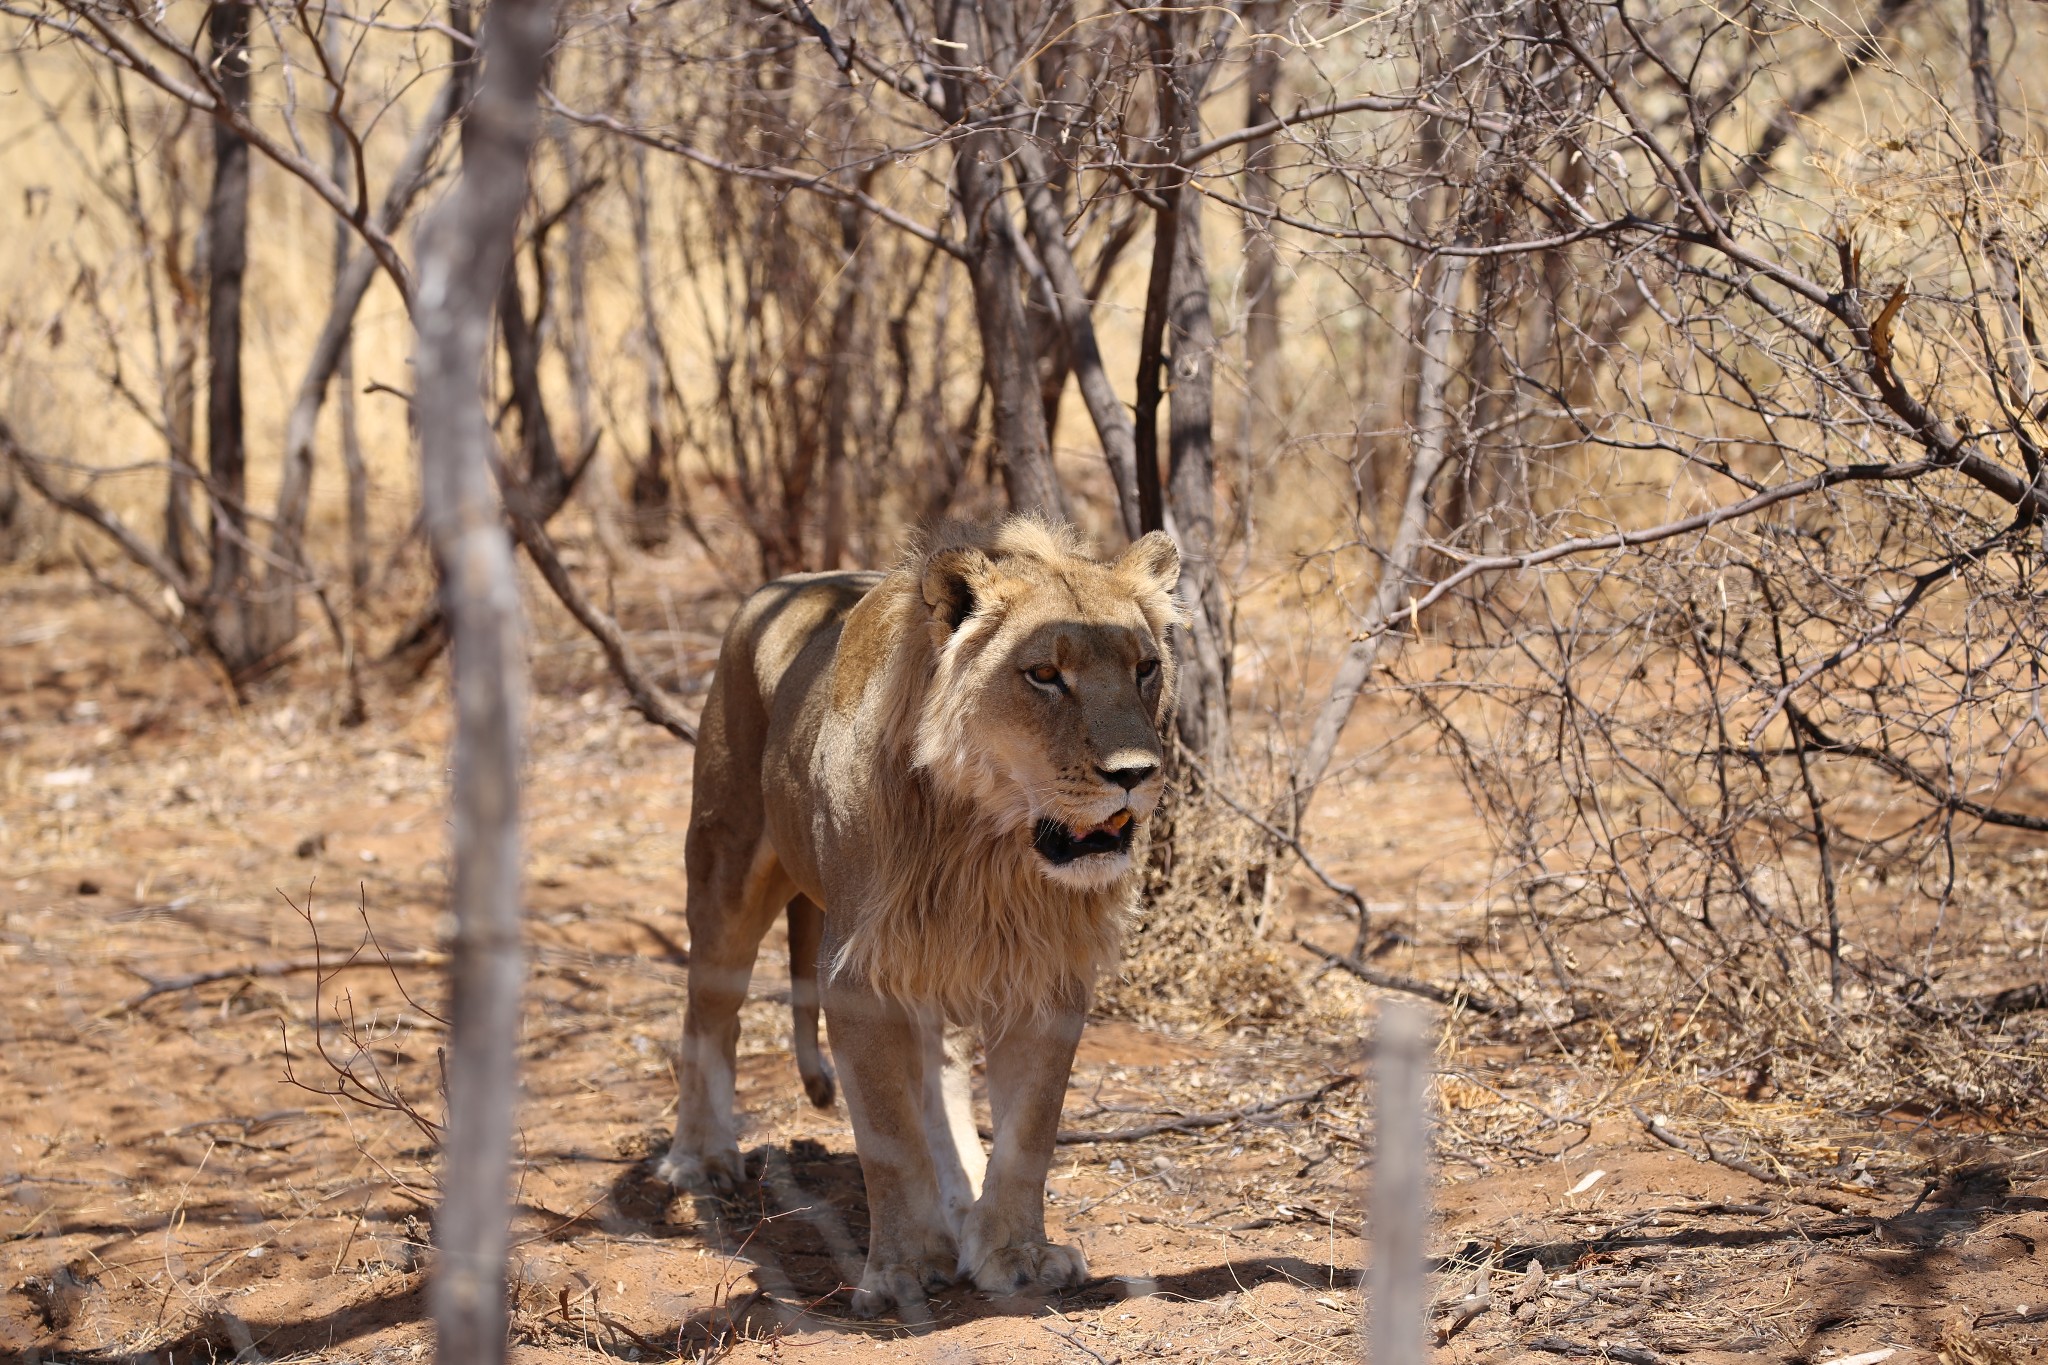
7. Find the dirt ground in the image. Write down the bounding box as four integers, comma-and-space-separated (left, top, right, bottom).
5, 557, 2048, 1365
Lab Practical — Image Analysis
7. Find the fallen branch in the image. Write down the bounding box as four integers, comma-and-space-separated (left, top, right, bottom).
1530, 1338, 1661, 1365
1439, 1290, 1492, 1342
1630, 1107, 1862, 1213
1291, 935, 1512, 1017
108, 951, 445, 1015
1047, 1074, 1357, 1145
1632, 1106, 1698, 1156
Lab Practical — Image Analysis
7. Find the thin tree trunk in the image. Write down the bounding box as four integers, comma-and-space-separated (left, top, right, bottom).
331, 32, 369, 599
941, 2, 1069, 522
1365, 1003, 1432, 1365
1148, 1, 1229, 759
112, 71, 198, 586
625, 133, 673, 549
954, 140, 1070, 520
1294, 255, 1471, 817
202, 0, 253, 669
550, 120, 630, 564
1238, 0, 1284, 469
1967, 0, 2033, 413
498, 263, 567, 507
268, 72, 462, 639
1006, 134, 1144, 541
1134, 182, 1174, 538
819, 200, 863, 569
412, 2, 552, 1363
1164, 150, 1229, 760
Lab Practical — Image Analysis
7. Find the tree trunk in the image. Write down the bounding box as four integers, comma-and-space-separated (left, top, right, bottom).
162, 167, 203, 581
331, 48, 369, 599
1147, 2, 1229, 760
819, 201, 864, 569
268, 72, 463, 641
498, 263, 566, 508
1294, 254, 1471, 817
412, 2, 553, 1363
1164, 155, 1230, 760
1006, 133, 1144, 541
625, 133, 674, 550
954, 140, 1070, 520
202, 0, 253, 671
1238, 0, 1285, 472
1967, 0, 2034, 413
941, 2, 1069, 522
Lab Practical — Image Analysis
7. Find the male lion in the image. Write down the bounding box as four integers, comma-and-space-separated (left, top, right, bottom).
658, 517, 1182, 1316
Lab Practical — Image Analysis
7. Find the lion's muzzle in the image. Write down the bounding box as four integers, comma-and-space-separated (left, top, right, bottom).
1031, 808, 1137, 865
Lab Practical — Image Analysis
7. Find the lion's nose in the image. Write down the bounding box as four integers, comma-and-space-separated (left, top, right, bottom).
1098, 762, 1157, 791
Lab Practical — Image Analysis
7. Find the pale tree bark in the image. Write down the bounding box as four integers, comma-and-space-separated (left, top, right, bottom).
1293, 254, 1471, 815
412, 0, 553, 1360
267, 71, 464, 641
1364, 1003, 1432, 1365
1005, 135, 1143, 541
330, 28, 368, 599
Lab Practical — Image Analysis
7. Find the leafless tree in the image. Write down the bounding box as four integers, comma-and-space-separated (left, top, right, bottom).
411, 0, 554, 1360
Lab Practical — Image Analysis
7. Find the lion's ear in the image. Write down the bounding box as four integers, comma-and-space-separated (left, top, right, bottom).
922, 546, 992, 635
1115, 530, 1181, 591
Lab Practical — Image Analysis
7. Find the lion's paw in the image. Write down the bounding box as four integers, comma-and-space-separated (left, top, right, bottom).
965, 1239, 1088, 1296
654, 1143, 744, 1193
849, 1251, 954, 1319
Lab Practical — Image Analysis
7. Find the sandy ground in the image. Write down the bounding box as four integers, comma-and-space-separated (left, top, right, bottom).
4, 560, 2047, 1365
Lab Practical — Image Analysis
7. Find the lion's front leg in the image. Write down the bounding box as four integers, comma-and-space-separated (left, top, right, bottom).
959, 1000, 1089, 1297
826, 979, 961, 1318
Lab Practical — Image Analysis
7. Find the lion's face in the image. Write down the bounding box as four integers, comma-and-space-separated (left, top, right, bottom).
912, 527, 1183, 891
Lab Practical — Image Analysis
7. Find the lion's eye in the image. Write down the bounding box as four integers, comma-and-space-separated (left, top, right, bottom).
1136, 659, 1160, 682
1026, 664, 1064, 690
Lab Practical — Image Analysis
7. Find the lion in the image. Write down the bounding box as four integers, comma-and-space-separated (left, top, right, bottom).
657, 516, 1182, 1317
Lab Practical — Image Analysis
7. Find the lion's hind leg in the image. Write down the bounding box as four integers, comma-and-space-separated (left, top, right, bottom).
660, 834, 790, 1193
787, 895, 836, 1108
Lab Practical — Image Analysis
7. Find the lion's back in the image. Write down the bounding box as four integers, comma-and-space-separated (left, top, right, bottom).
687, 571, 882, 839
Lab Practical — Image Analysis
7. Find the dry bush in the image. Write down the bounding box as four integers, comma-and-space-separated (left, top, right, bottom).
1099, 782, 1303, 1028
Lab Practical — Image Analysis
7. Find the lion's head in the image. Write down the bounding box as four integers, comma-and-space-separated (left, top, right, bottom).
831, 517, 1185, 1021
912, 519, 1183, 891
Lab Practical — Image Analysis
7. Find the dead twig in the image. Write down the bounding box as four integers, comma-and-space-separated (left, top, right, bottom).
1529, 1337, 1662, 1364
1291, 935, 1512, 1017
1043, 1074, 1357, 1144
108, 951, 444, 1016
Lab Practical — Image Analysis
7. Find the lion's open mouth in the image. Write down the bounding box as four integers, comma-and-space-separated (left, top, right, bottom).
1031, 809, 1137, 865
